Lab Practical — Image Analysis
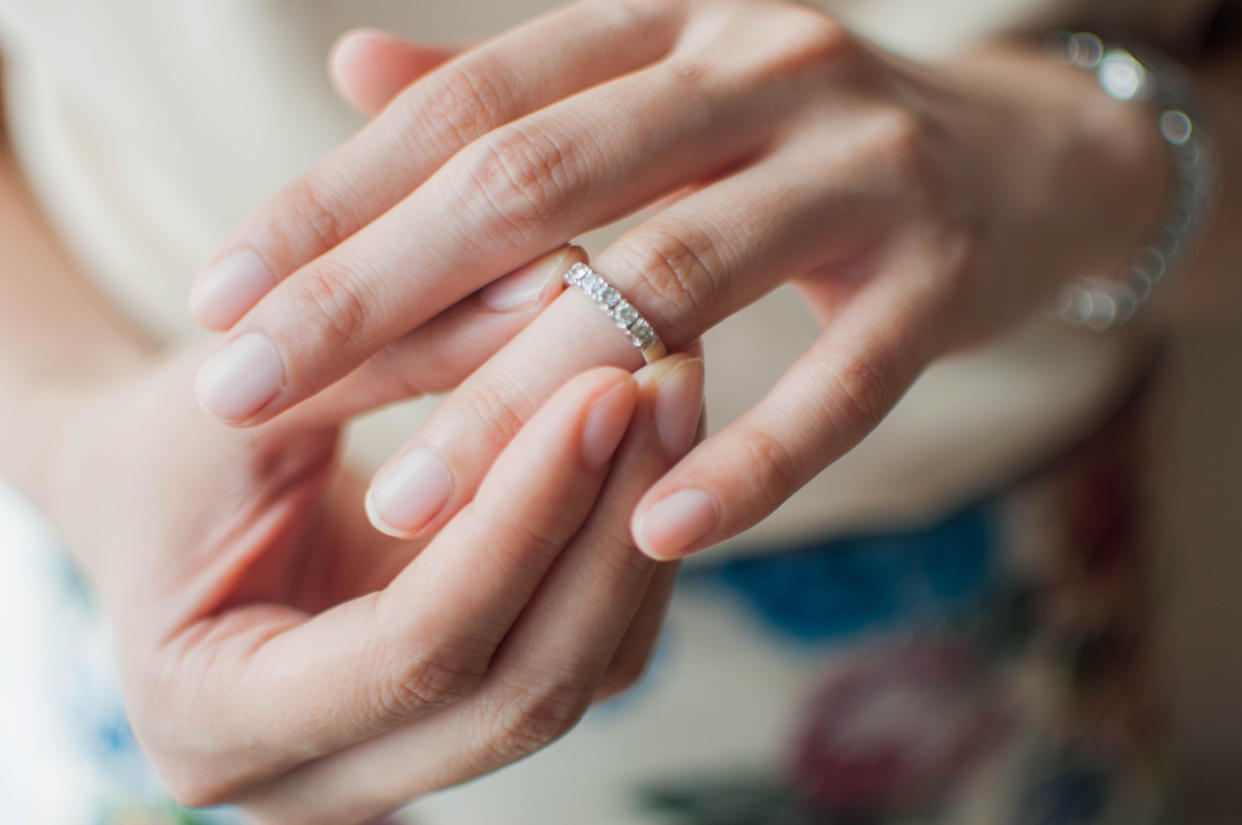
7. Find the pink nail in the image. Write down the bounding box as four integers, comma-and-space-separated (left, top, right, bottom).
581, 379, 637, 469
190, 250, 275, 329
366, 448, 454, 537
195, 332, 284, 422
478, 249, 570, 312
637, 488, 719, 560
653, 358, 704, 457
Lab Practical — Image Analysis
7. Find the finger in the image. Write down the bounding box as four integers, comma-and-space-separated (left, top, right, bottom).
595, 358, 701, 701
174, 367, 637, 802
328, 29, 459, 116
633, 253, 952, 560
189, 0, 685, 330
362, 149, 846, 537
235, 354, 704, 825
287, 245, 586, 425
194, 47, 778, 426
450, 356, 701, 775
595, 559, 679, 703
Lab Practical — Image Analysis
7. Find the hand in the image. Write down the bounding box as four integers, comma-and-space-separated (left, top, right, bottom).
45, 345, 704, 824
188, 0, 1165, 557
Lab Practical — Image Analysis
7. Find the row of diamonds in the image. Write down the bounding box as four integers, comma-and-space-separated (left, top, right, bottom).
564, 263, 659, 349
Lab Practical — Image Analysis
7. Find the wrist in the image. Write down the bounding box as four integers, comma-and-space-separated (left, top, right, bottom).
945, 39, 1170, 299
1, 353, 155, 519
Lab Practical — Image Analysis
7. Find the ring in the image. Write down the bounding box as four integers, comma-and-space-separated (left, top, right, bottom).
564, 262, 668, 364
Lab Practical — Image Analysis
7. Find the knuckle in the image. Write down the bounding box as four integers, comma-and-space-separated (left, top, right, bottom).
161, 772, 227, 809
597, 650, 653, 701
459, 376, 539, 454
379, 646, 489, 721
613, 223, 725, 338
737, 425, 805, 508
293, 254, 376, 350
576, 531, 654, 596
777, 12, 857, 68
738, 11, 859, 83
149, 746, 247, 809
369, 596, 493, 723
934, 219, 985, 296
276, 175, 358, 253
126, 674, 237, 808
484, 677, 594, 761
491, 509, 583, 567
461, 122, 580, 241
362, 343, 431, 400
580, 0, 671, 27
817, 351, 894, 435
415, 61, 509, 149
868, 109, 937, 185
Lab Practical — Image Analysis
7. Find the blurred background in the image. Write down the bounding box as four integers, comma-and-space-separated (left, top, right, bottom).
1158, 323, 1242, 824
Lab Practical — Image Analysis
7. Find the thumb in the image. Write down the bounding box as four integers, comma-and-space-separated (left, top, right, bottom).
328, 29, 461, 116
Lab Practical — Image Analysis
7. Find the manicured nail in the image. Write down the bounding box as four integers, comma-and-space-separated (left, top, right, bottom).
637, 488, 719, 560
195, 332, 283, 422
478, 248, 572, 312
366, 447, 454, 537
190, 250, 275, 329
581, 379, 637, 469
653, 358, 704, 457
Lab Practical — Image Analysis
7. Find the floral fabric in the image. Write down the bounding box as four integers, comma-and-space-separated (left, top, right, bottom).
631, 380, 1167, 825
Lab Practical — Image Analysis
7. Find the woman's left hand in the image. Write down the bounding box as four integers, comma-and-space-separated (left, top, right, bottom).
48, 343, 700, 824
189, 0, 1165, 558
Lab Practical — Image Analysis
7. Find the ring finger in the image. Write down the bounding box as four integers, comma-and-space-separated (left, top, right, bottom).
364, 142, 863, 538
194, 21, 789, 426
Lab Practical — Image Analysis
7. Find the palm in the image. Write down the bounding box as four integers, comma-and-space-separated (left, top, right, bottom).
221, 462, 423, 617
57, 348, 434, 797
60, 345, 412, 664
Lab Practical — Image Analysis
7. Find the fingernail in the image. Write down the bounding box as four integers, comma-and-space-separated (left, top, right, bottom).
654, 358, 704, 457
190, 250, 275, 329
478, 248, 572, 312
366, 447, 454, 537
637, 489, 719, 560
581, 379, 637, 469
195, 332, 284, 422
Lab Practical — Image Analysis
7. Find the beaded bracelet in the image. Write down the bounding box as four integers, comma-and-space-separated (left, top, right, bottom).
1045, 30, 1219, 331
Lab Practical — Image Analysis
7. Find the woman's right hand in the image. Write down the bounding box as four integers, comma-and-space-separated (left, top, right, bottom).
43, 342, 704, 825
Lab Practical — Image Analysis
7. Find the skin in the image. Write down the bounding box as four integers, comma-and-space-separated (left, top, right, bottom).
189, 0, 1242, 567
1, 0, 1240, 820
51, 347, 702, 823
0, 51, 703, 824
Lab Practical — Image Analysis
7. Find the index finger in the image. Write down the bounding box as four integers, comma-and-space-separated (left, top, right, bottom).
189, 0, 682, 330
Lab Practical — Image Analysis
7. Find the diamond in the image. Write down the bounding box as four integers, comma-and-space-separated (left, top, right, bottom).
614, 303, 639, 327
561, 264, 663, 358
630, 320, 656, 348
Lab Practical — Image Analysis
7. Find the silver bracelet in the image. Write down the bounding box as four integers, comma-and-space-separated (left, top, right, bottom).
1045, 30, 1219, 331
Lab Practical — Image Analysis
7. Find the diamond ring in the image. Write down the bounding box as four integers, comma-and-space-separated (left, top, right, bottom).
563, 262, 668, 364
